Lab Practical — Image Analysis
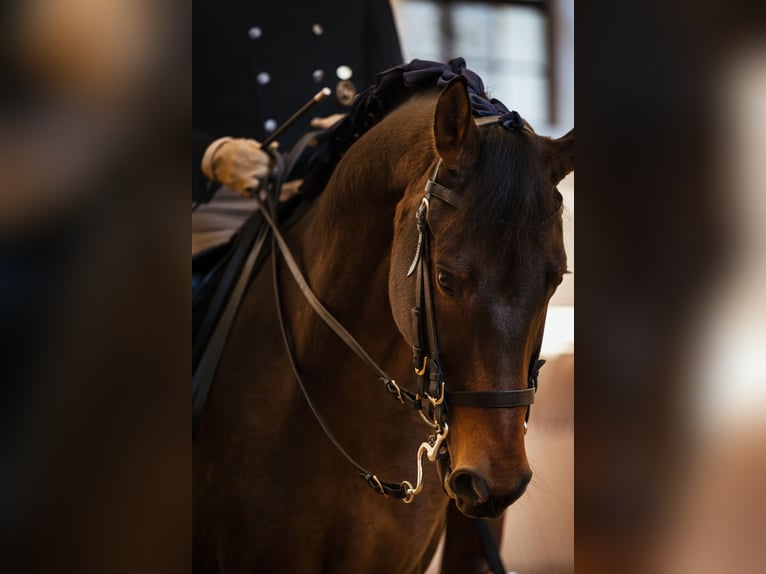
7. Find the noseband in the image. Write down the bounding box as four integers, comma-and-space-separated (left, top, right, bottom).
254, 115, 544, 503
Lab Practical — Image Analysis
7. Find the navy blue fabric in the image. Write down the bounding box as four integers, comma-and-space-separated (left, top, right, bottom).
366, 57, 520, 119
301, 58, 523, 198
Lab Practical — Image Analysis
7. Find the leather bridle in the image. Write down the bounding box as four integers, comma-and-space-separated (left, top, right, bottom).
255, 115, 544, 502
403, 153, 544, 499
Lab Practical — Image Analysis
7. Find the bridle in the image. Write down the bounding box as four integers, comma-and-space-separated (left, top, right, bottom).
254, 115, 544, 503
402, 150, 544, 500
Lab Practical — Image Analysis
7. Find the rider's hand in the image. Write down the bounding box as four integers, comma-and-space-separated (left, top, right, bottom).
201, 137, 274, 196
310, 113, 345, 130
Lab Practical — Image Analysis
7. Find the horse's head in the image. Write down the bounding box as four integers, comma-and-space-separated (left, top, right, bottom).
388, 76, 574, 518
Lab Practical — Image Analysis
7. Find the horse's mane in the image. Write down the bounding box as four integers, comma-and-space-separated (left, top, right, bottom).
301, 58, 521, 199
299, 58, 563, 265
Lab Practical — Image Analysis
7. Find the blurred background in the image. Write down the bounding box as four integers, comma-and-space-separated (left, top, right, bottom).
1, 1, 765, 573
575, 2, 766, 573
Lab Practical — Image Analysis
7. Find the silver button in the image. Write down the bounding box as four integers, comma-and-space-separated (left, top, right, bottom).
312, 23, 323, 36
247, 26, 262, 39
264, 118, 277, 133
256, 71, 271, 85
312, 69, 324, 83
336, 65, 353, 80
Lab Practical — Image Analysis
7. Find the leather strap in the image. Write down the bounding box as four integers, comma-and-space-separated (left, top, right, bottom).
446, 388, 535, 408
192, 209, 265, 374
262, 155, 419, 498
193, 221, 270, 434
474, 517, 506, 574
254, 197, 421, 409
425, 179, 464, 209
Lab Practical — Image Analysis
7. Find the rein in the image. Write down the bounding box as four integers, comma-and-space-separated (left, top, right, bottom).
256, 152, 420, 500
256, 115, 543, 502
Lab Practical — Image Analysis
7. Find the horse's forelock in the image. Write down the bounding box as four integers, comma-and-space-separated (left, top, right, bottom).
439, 126, 562, 266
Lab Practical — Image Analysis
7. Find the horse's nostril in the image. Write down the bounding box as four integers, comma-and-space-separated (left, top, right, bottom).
450, 469, 489, 505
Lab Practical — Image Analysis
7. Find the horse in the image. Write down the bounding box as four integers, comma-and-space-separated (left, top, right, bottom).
193, 61, 574, 573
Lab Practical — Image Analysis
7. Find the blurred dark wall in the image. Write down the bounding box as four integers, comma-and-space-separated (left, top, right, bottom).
576, 1, 765, 572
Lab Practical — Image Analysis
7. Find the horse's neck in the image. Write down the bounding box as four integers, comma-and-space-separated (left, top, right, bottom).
299, 108, 430, 300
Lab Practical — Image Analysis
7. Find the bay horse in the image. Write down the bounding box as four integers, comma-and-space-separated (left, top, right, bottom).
193, 60, 574, 573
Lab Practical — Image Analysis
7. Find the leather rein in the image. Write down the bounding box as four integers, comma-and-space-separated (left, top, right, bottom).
255, 116, 543, 502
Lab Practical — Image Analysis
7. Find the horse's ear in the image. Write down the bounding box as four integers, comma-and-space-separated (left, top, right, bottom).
545, 128, 575, 184
433, 76, 480, 169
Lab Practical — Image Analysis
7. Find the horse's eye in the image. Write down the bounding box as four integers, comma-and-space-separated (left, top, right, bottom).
436, 270, 455, 292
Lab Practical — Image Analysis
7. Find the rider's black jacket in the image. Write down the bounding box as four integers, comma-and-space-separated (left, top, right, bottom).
192, 0, 403, 202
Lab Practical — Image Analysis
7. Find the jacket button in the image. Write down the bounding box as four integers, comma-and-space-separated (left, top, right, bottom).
336, 65, 353, 80
247, 26, 262, 39
312, 23, 323, 36
256, 72, 271, 85
264, 119, 277, 133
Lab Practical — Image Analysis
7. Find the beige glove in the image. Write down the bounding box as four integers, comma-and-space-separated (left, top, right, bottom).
201, 137, 273, 196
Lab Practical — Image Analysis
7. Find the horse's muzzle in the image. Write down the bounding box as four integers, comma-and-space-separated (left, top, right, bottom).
446, 466, 532, 519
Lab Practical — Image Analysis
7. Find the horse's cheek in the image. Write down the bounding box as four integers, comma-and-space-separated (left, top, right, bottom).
388, 271, 414, 346
386, 247, 414, 346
